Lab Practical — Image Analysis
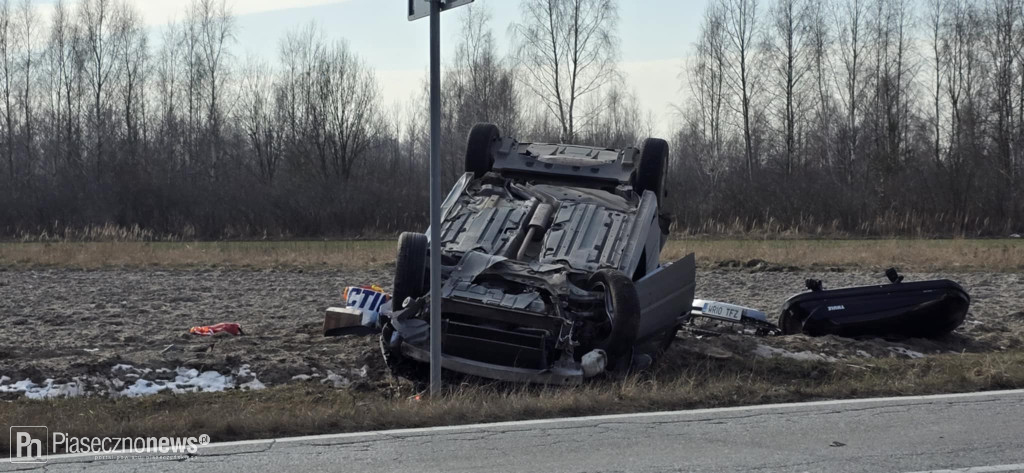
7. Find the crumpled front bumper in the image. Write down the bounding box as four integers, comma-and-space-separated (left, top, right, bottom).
384, 299, 584, 385
398, 340, 584, 385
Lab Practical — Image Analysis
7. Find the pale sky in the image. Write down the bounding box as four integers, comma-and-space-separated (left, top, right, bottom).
39, 0, 710, 134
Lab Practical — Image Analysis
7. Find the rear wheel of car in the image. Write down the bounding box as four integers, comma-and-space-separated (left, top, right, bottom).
393, 232, 428, 309
588, 270, 642, 370
465, 123, 501, 177
635, 137, 668, 205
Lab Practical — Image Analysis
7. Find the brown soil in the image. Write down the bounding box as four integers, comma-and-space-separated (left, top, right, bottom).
0, 265, 1021, 397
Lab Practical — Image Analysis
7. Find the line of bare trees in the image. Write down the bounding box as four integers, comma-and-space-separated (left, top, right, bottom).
677, 0, 1024, 235
0, 0, 1020, 239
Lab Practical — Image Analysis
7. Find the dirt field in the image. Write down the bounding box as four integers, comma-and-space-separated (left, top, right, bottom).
1, 263, 1021, 398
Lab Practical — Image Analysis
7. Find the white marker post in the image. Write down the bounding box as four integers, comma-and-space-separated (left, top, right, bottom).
408, 0, 474, 397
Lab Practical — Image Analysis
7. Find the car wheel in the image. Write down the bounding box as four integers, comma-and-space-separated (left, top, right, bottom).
588, 270, 642, 370
465, 123, 501, 177
393, 232, 428, 309
635, 137, 668, 205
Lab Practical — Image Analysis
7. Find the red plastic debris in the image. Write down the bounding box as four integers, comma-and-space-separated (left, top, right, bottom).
189, 322, 243, 336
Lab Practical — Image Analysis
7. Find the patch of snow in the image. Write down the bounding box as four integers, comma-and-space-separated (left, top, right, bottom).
1, 364, 267, 399
321, 371, 351, 388
753, 344, 837, 362
236, 365, 266, 391
889, 347, 926, 359
119, 365, 266, 397
120, 378, 165, 397
0, 378, 88, 399
318, 366, 368, 388
855, 350, 873, 358
291, 374, 312, 381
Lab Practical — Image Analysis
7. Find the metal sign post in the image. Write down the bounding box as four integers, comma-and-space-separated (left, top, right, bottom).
409, 0, 474, 397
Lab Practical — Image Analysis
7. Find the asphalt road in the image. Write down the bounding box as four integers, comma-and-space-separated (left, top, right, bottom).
7, 389, 1024, 473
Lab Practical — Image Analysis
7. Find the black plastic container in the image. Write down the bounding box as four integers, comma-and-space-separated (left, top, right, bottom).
779, 274, 970, 338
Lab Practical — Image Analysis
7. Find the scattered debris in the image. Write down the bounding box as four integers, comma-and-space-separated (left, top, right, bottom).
189, 322, 243, 336
780, 269, 970, 339
685, 299, 780, 337
324, 307, 369, 335
324, 285, 392, 336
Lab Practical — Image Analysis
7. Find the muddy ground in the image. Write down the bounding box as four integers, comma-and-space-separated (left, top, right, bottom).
0, 264, 1021, 398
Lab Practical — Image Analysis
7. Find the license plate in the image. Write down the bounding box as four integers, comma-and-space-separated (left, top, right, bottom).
703, 302, 744, 321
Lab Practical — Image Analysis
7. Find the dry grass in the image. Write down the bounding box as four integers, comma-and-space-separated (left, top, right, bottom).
3, 349, 1023, 453
664, 239, 1024, 272
0, 238, 1021, 271
0, 240, 396, 270
676, 211, 1012, 237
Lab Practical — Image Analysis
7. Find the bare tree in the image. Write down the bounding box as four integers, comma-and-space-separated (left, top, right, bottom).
436, 5, 520, 184
189, 0, 233, 173
983, 0, 1023, 227
511, 0, 619, 142
808, 0, 833, 169
154, 21, 184, 174
321, 40, 383, 180
689, 3, 728, 172
454, 6, 519, 135
940, 0, 986, 215
866, 0, 916, 184
0, 0, 14, 181
14, 0, 35, 170
275, 24, 382, 183
926, 0, 945, 166
45, 0, 84, 176
767, 0, 812, 175
79, 0, 119, 179
237, 57, 277, 184
114, 2, 147, 163
582, 87, 647, 148
831, 0, 868, 184
721, 0, 762, 179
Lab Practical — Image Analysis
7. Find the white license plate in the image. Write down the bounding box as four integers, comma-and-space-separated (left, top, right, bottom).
703, 302, 744, 321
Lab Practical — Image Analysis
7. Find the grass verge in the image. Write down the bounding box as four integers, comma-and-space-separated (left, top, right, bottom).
1, 239, 1022, 271
4, 349, 1023, 454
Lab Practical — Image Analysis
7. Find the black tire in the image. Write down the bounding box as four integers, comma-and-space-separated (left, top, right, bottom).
587, 270, 642, 369
465, 123, 501, 177
635, 138, 668, 205
393, 232, 428, 309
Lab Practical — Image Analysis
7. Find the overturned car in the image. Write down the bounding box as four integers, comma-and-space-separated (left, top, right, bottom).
380, 123, 696, 385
